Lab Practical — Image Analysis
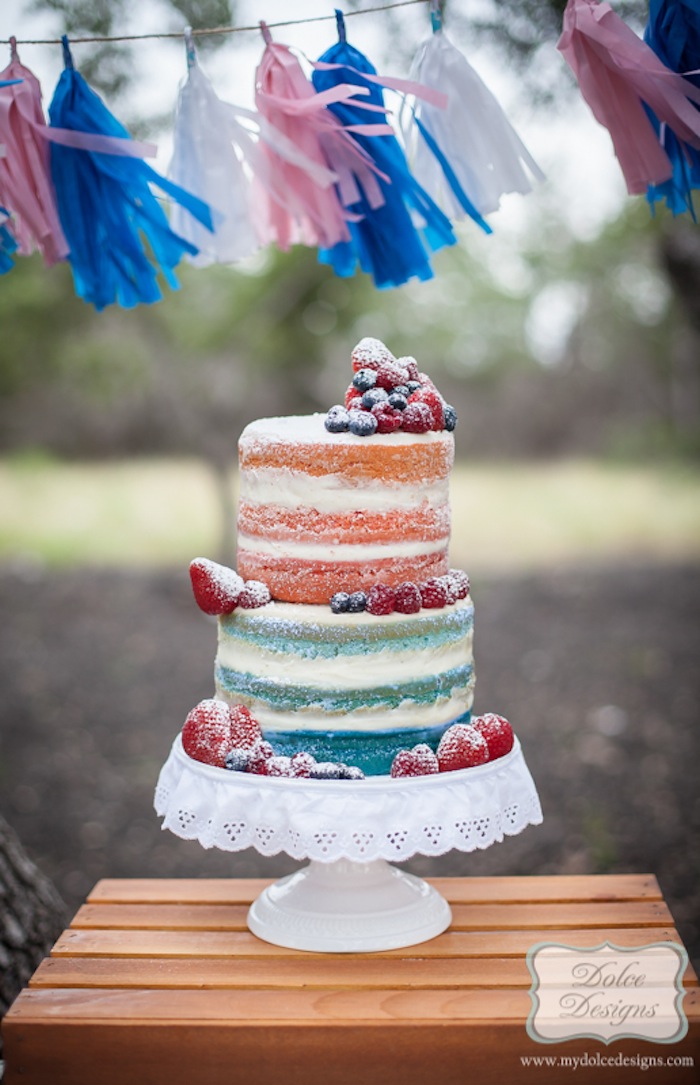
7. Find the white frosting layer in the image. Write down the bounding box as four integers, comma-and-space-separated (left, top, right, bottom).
237, 533, 448, 561
240, 468, 450, 513
240, 413, 453, 449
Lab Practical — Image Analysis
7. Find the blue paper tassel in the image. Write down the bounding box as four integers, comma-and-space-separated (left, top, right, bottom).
644, 1, 700, 216
0, 207, 18, 274
48, 37, 214, 310
312, 14, 460, 289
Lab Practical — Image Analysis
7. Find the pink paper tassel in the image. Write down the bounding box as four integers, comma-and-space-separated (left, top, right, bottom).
558, 0, 700, 194
254, 23, 391, 251
0, 41, 68, 266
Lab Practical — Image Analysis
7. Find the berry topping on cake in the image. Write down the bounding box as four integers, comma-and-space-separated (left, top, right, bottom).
366, 583, 396, 615
447, 569, 470, 600
436, 724, 490, 772
309, 762, 345, 779
387, 392, 408, 411
238, 580, 272, 609
471, 714, 515, 760
330, 591, 351, 613
375, 361, 409, 391
247, 740, 274, 775
340, 765, 366, 780
394, 581, 422, 614
344, 382, 361, 409
325, 405, 350, 433
390, 743, 440, 777
291, 752, 317, 778
182, 699, 235, 768
352, 368, 377, 393
189, 558, 244, 616
351, 337, 395, 372
405, 379, 422, 395
396, 356, 420, 382
346, 591, 367, 612
361, 387, 388, 410
401, 401, 433, 434
348, 409, 378, 437
438, 574, 459, 605
266, 755, 294, 777
225, 748, 251, 773
407, 387, 445, 431
444, 404, 458, 432
420, 577, 449, 609
228, 704, 262, 748
371, 403, 403, 433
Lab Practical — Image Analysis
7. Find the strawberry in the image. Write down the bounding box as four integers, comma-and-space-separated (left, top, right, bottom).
366, 583, 396, 615
401, 401, 433, 434
371, 403, 402, 434
394, 581, 422, 614
351, 337, 395, 373
229, 704, 262, 749
391, 743, 439, 777
182, 699, 235, 767
420, 577, 449, 609
189, 558, 243, 616
407, 387, 445, 431
447, 569, 470, 600
436, 724, 490, 772
238, 580, 271, 609
471, 714, 515, 760
375, 361, 410, 391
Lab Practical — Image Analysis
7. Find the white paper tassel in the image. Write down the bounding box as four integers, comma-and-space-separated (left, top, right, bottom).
169, 37, 259, 267
401, 29, 545, 218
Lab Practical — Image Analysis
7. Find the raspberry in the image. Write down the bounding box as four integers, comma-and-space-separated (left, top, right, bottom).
371, 403, 402, 434
390, 743, 439, 777
351, 337, 395, 373
394, 581, 421, 614
189, 558, 243, 616
266, 755, 294, 777
238, 580, 271, 609
396, 356, 420, 382
375, 361, 409, 391
438, 575, 459, 605
401, 401, 433, 434
352, 368, 377, 393
182, 699, 234, 767
420, 577, 448, 609
447, 569, 470, 600
436, 724, 490, 772
366, 583, 395, 615
471, 714, 515, 761
407, 387, 445, 431
345, 383, 361, 409
247, 740, 274, 775
325, 405, 350, 433
228, 704, 262, 748
291, 752, 317, 778
348, 409, 378, 437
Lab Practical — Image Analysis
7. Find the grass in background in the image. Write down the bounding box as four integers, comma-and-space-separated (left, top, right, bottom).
1, 455, 699, 574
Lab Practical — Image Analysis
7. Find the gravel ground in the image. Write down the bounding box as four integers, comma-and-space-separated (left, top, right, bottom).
0, 560, 698, 969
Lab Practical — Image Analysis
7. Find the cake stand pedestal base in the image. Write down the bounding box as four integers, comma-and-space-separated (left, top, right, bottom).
247, 857, 452, 952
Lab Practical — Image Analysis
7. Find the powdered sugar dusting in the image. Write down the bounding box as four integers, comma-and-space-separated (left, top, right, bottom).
351, 337, 395, 371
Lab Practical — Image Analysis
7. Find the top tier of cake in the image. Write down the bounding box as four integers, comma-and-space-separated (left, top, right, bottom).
237, 413, 454, 604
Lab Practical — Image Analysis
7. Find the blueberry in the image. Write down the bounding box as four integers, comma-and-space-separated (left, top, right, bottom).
348, 410, 378, 437
338, 764, 365, 780
352, 368, 377, 393
347, 591, 366, 612
406, 380, 422, 394
443, 404, 457, 432
325, 405, 350, 433
225, 748, 250, 772
360, 388, 388, 410
392, 385, 409, 397
309, 762, 344, 780
388, 392, 408, 411
330, 591, 350, 613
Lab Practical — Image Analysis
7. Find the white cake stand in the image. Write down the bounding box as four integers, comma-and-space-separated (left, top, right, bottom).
155, 735, 542, 953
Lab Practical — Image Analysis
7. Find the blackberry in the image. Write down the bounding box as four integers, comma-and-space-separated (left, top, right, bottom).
325, 405, 350, 433
309, 762, 344, 780
444, 404, 457, 431
348, 410, 378, 437
339, 764, 365, 780
352, 368, 377, 393
347, 591, 367, 612
225, 748, 250, 773
360, 388, 388, 410
387, 392, 408, 411
330, 591, 351, 613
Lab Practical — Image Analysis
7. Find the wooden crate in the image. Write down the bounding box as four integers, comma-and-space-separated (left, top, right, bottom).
3, 874, 699, 1084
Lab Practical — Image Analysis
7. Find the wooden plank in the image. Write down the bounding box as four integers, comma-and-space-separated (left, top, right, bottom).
51, 925, 685, 960
70, 899, 673, 932
30, 953, 699, 992
87, 873, 662, 906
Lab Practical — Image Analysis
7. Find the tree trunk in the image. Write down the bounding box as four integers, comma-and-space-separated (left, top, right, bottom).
0, 812, 68, 1055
